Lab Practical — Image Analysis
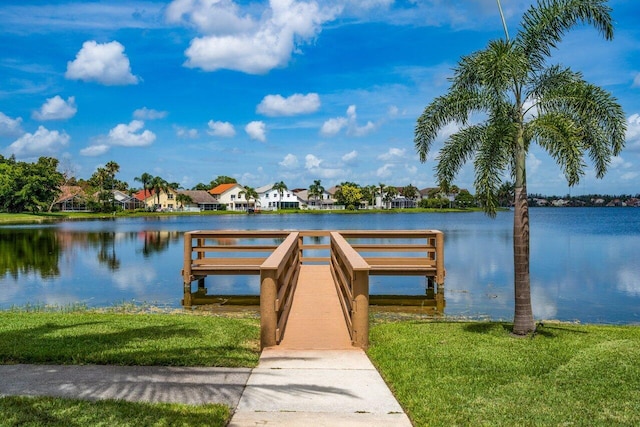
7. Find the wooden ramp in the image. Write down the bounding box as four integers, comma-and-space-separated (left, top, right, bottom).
278, 265, 353, 349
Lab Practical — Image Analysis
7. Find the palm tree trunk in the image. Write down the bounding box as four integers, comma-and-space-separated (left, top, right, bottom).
513, 133, 535, 335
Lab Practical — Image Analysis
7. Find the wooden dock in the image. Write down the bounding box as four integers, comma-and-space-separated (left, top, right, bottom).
181, 230, 445, 349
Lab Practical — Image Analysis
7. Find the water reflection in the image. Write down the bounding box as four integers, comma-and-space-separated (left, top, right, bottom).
0, 209, 639, 324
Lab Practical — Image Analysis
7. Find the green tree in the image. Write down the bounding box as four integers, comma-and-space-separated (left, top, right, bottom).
239, 186, 259, 209
272, 181, 288, 209
134, 172, 153, 200
415, 0, 625, 334
335, 184, 362, 209
454, 190, 476, 209
402, 184, 419, 201
175, 193, 193, 209
210, 175, 237, 188
383, 186, 399, 209
150, 176, 169, 208
308, 179, 325, 206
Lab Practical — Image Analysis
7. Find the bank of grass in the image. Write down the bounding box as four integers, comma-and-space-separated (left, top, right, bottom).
0, 310, 260, 367
0, 207, 482, 224
368, 320, 640, 427
0, 396, 229, 427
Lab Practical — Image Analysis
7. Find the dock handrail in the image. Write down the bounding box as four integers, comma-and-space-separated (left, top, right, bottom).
330, 232, 370, 349
259, 232, 301, 348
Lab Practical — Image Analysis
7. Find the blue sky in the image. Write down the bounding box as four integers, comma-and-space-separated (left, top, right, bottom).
1, 0, 639, 195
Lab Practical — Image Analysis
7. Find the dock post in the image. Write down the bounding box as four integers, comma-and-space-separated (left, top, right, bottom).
260, 269, 278, 349
351, 269, 369, 350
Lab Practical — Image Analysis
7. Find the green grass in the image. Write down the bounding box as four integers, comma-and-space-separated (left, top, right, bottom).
0, 396, 229, 427
0, 311, 260, 367
368, 321, 640, 427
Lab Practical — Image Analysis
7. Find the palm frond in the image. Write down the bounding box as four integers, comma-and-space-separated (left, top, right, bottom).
435, 125, 485, 187
517, 0, 614, 68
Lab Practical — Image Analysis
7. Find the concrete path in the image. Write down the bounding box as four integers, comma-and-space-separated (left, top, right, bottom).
0, 364, 251, 407
229, 348, 412, 426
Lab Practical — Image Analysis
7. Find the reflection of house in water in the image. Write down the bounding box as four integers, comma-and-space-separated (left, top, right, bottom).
138, 230, 181, 257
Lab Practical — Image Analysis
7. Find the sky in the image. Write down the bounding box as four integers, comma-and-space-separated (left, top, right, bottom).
1, 0, 639, 196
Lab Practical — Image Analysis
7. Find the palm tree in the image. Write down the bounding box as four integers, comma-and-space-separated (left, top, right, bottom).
175, 193, 193, 209
272, 181, 288, 210
415, 0, 625, 335
383, 186, 398, 209
150, 176, 169, 209
308, 179, 324, 207
239, 186, 259, 210
402, 184, 419, 201
134, 172, 153, 203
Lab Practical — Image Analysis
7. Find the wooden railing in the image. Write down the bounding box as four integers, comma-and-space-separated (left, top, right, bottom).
330, 232, 370, 348
259, 232, 300, 348
182, 229, 445, 349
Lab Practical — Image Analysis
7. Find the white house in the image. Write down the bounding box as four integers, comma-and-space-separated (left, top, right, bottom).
256, 183, 300, 210
209, 183, 252, 211
294, 189, 335, 210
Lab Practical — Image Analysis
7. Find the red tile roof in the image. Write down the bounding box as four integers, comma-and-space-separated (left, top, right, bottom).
209, 183, 239, 195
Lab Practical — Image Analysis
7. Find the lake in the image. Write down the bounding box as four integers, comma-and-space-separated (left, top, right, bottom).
1, 208, 639, 324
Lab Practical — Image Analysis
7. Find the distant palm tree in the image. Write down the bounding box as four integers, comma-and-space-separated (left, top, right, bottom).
150, 176, 168, 209
175, 193, 193, 209
415, 0, 625, 334
134, 172, 153, 206
239, 186, 259, 210
402, 184, 419, 201
272, 181, 288, 210
383, 186, 398, 209
308, 179, 324, 206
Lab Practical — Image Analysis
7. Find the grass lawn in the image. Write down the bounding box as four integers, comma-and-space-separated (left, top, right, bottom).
368, 320, 640, 427
0, 396, 229, 427
0, 311, 260, 367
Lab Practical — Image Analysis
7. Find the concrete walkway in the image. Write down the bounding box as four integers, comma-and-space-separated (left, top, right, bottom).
229, 348, 412, 426
0, 350, 412, 427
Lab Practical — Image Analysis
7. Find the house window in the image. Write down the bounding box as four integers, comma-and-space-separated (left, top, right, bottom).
266, 194, 269, 198
231, 195, 236, 200
168, 193, 174, 200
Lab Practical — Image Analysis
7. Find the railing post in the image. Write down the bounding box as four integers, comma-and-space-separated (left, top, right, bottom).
260, 268, 278, 349
182, 232, 193, 307
351, 269, 369, 350
435, 231, 445, 312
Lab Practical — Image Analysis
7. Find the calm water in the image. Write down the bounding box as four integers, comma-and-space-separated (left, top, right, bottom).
1, 208, 639, 324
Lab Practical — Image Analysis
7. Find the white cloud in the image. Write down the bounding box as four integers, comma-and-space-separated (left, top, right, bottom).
65, 40, 139, 85
342, 150, 358, 162
625, 113, 640, 150
257, 93, 320, 116
378, 147, 406, 161
133, 107, 167, 120
7, 126, 70, 157
0, 112, 23, 136
621, 172, 639, 181
376, 163, 393, 178
171, 0, 341, 74
305, 154, 321, 169
33, 95, 77, 121
279, 153, 299, 168
174, 125, 199, 138
320, 104, 377, 137
320, 116, 348, 136
527, 152, 542, 174
245, 120, 266, 142
80, 144, 110, 157
387, 105, 399, 117
107, 120, 156, 146
633, 73, 640, 88
610, 155, 632, 169
207, 120, 236, 137
166, 0, 255, 34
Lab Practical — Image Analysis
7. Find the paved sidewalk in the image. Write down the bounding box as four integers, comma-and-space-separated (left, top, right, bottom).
229, 348, 412, 426
0, 364, 251, 407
